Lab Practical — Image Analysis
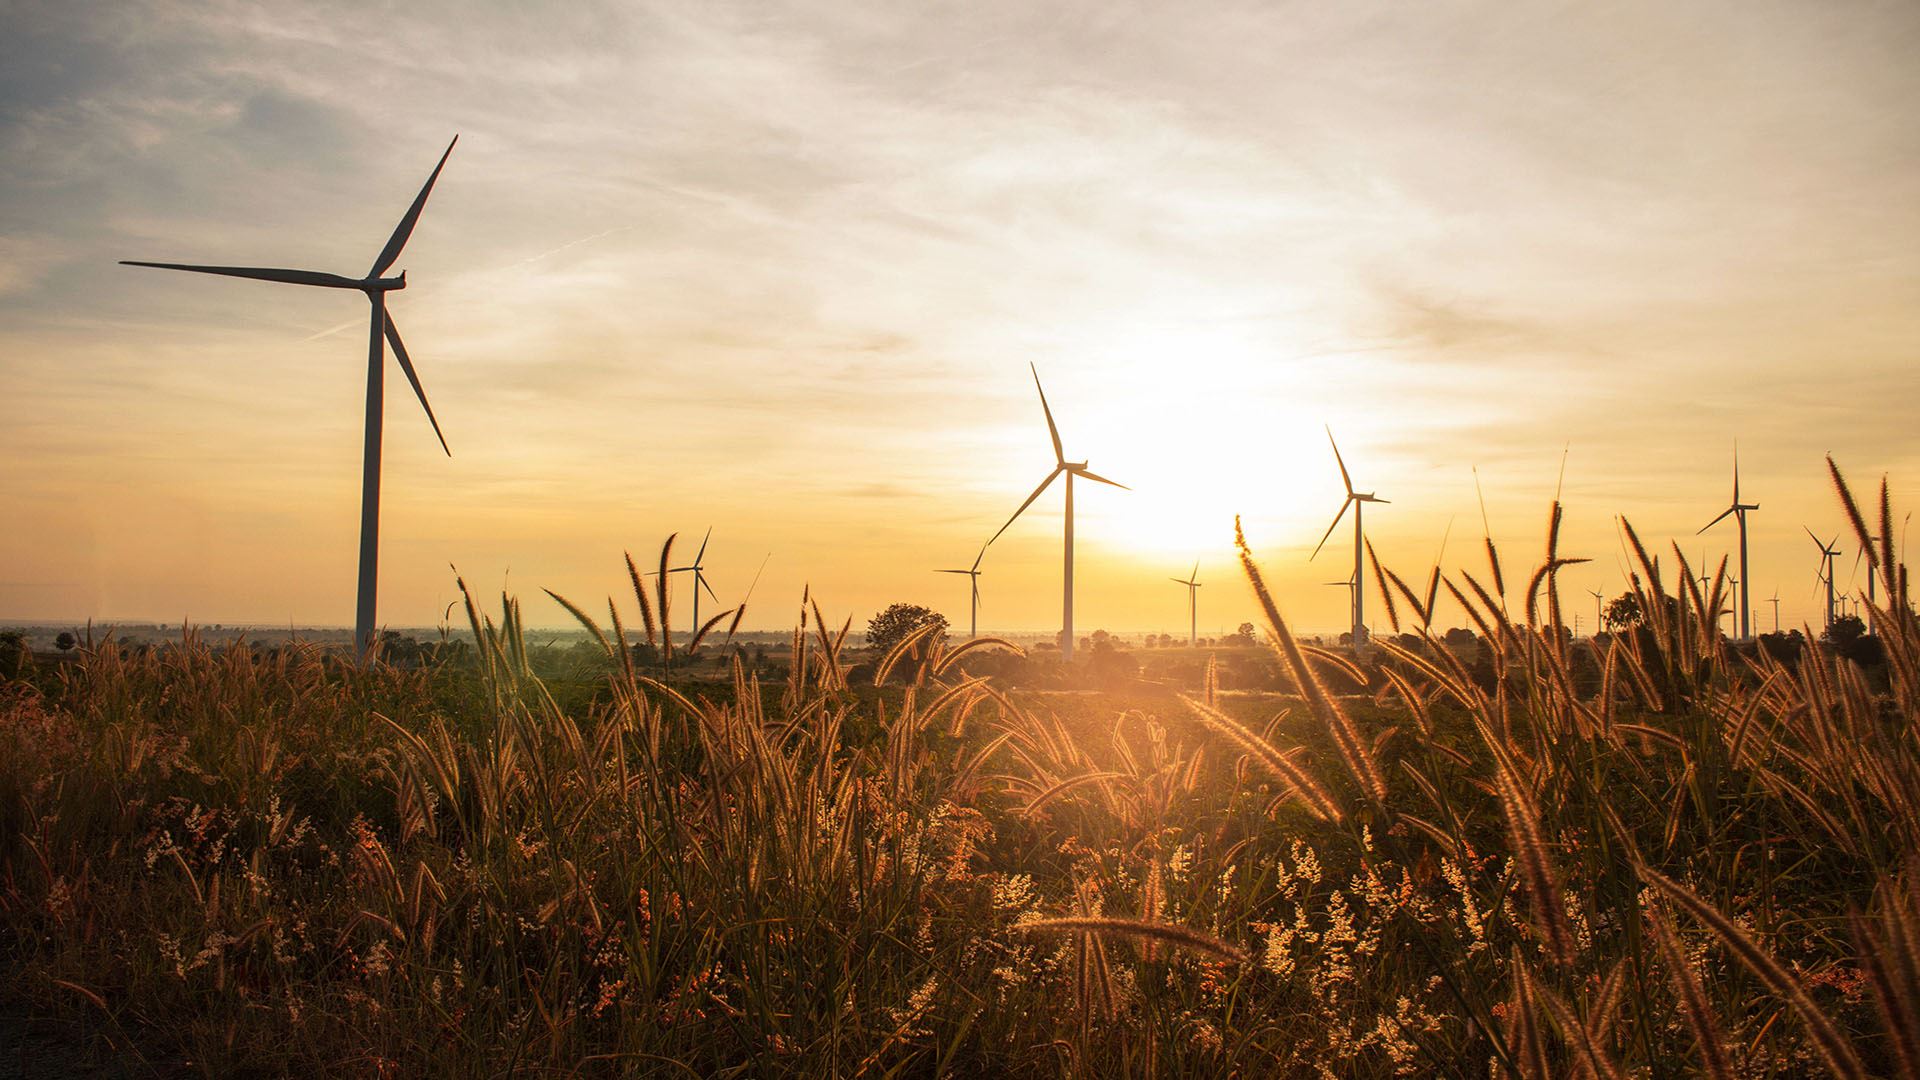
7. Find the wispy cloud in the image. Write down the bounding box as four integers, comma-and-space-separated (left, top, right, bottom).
1, 0, 1917, 630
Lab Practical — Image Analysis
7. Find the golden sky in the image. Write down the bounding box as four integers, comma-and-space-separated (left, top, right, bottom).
2, 0, 1917, 636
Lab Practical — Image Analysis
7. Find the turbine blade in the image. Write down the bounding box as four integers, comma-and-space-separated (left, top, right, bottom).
370, 135, 458, 277
1697, 506, 1735, 535
1074, 467, 1128, 490
121, 262, 361, 289
1310, 499, 1353, 560
698, 571, 718, 603
937, 569, 972, 575
384, 315, 450, 456
1732, 445, 1741, 504
1190, 560, 1200, 583
695, 527, 712, 566
970, 543, 987, 573
1170, 577, 1188, 585
989, 468, 1062, 544
1031, 363, 1064, 465
1326, 426, 1354, 496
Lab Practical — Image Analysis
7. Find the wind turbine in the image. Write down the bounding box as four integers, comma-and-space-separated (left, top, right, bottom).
1311, 428, 1387, 649
1850, 535, 1881, 634
1170, 562, 1202, 647
990, 364, 1128, 663
1696, 449, 1759, 639
1808, 528, 1841, 630
1768, 589, 1781, 634
122, 137, 460, 659
668, 528, 720, 638
937, 543, 988, 639
1587, 588, 1604, 635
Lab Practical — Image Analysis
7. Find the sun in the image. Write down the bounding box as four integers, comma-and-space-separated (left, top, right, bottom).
1049, 324, 1342, 565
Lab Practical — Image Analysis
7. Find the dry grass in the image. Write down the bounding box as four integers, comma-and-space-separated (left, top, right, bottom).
1, 466, 1916, 1075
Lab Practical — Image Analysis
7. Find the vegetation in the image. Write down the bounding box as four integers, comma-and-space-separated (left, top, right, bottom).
864, 603, 950, 656
2, 461, 1917, 1076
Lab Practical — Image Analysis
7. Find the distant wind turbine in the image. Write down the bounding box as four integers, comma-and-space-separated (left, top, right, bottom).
1171, 562, 1202, 646
1849, 534, 1881, 634
991, 364, 1127, 663
668, 528, 720, 637
122, 137, 460, 659
1769, 589, 1781, 634
937, 543, 988, 639
1696, 448, 1759, 639
1807, 528, 1841, 630
1311, 428, 1387, 649
1587, 588, 1604, 635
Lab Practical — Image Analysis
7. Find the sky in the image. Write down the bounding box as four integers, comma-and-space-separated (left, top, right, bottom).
1, 0, 1917, 638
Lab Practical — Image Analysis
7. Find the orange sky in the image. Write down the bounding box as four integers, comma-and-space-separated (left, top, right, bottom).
2, 0, 1917, 637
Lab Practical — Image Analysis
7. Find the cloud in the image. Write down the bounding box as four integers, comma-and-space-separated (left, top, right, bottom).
1, 0, 1917, 630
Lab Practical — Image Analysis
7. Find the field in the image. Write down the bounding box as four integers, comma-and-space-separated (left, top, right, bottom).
2, 475, 1917, 1077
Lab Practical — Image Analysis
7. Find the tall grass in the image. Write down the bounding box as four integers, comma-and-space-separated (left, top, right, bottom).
2, 469, 1916, 1075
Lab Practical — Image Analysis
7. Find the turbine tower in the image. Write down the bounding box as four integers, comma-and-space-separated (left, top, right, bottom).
1170, 562, 1202, 646
937, 543, 988, 639
1696, 449, 1759, 639
122, 137, 460, 659
991, 364, 1127, 663
1807, 528, 1841, 630
1311, 428, 1387, 649
1769, 589, 1781, 633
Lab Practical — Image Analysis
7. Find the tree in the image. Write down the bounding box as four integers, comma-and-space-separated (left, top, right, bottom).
866, 604, 949, 655
1822, 614, 1883, 667
1603, 592, 1644, 631
54, 631, 77, 652
0, 631, 24, 678
1234, 622, 1257, 646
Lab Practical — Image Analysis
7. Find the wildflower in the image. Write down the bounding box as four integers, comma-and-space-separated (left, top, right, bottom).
1441, 859, 1487, 953
1259, 920, 1296, 978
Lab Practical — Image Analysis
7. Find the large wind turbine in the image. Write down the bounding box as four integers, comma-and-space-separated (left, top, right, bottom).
1170, 562, 1201, 647
1311, 428, 1388, 649
991, 364, 1127, 663
122, 137, 460, 659
937, 543, 988, 639
1807, 528, 1841, 630
1587, 588, 1604, 635
1696, 449, 1759, 639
